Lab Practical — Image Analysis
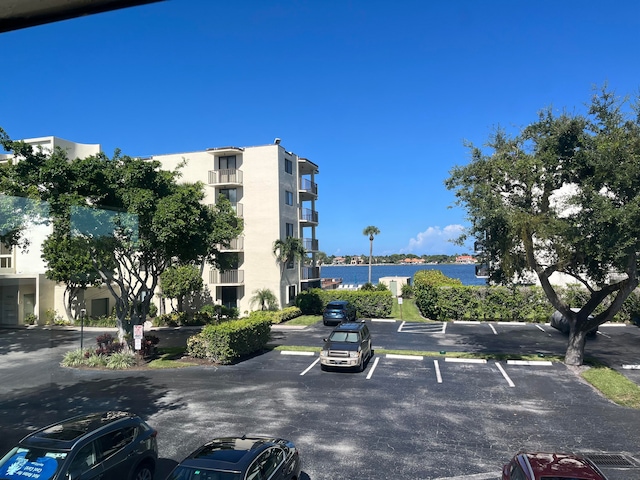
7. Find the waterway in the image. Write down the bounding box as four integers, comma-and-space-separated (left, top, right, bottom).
320, 263, 487, 287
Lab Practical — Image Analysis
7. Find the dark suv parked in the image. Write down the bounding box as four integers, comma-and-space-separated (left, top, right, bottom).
322, 300, 357, 325
0, 411, 158, 480
320, 321, 372, 371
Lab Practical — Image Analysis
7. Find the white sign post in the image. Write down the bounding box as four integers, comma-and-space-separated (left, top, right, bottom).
134, 324, 144, 351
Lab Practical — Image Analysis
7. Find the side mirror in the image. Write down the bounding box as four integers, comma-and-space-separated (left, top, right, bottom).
323, 338, 328, 342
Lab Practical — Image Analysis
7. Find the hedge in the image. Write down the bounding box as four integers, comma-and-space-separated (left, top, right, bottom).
247, 306, 302, 324
415, 283, 640, 322
295, 288, 393, 318
186, 316, 271, 364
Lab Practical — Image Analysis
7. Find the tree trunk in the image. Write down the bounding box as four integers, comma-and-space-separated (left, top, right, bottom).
564, 329, 587, 366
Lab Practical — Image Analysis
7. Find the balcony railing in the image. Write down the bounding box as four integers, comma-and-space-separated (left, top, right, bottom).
219, 237, 244, 251
209, 269, 244, 284
299, 178, 318, 196
208, 169, 243, 185
300, 208, 318, 224
302, 266, 320, 280
208, 202, 243, 217
303, 238, 318, 251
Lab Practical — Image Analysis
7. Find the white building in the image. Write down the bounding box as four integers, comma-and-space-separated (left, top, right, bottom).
0, 136, 319, 325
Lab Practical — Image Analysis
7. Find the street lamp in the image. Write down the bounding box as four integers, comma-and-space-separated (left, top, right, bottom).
80, 308, 86, 350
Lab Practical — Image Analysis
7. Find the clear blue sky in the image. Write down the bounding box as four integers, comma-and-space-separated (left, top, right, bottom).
2, 0, 640, 257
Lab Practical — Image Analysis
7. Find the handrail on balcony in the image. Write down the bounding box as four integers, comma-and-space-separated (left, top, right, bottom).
300, 208, 318, 223
300, 178, 317, 195
302, 266, 320, 280
209, 269, 245, 284
219, 236, 244, 251
303, 238, 318, 251
208, 168, 243, 184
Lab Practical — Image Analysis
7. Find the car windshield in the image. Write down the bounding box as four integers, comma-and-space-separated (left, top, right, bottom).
0, 447, 68, 480
326, 303, 345, 310
166, 465, 243, 480
329, 332, 359, 343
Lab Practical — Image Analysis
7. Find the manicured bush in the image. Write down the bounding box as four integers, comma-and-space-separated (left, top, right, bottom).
248, 307, 302, 324
186, 316, 271, 364
295, 289, 324, 315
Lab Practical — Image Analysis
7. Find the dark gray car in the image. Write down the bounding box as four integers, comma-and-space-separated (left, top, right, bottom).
320, 322, 372, 371
0, 411, 158, 480
550, 308, 598, 337
322, 300, 357, 326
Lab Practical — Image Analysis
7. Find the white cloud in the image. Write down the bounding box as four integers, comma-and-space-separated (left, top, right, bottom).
401, 224, 468, 255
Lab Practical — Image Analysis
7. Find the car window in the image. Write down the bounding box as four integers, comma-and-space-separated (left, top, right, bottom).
0, 447, 67, 480
262, 448, 284, 479
68, 441, 98, 476
510, 463, 528, 480
99, 426, 136, 459
346, 332, 359, 343
329, 332, 348, 342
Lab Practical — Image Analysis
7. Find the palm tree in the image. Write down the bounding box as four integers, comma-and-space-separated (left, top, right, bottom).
363, 226, 380, 284
249, 288, 279, 311
273, 237, 306, 273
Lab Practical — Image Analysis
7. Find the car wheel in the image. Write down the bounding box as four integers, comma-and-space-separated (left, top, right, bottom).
320, 364, 327, 371
132, 463, 154, 480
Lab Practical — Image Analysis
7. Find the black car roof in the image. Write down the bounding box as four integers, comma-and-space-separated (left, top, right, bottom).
21, 411, 138, 450
180, 437, 281, 472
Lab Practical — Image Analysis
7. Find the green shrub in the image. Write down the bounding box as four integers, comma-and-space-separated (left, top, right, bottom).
25, 313, 37, 325
187, 316, 271, 364
296, 288, 392, 318
248, 307, 302, 324
105, 352, 137, 369
295, 290, 324, 315
61, 349, 91, 367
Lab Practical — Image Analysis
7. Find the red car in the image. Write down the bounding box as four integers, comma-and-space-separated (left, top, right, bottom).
502, 452, 608, 480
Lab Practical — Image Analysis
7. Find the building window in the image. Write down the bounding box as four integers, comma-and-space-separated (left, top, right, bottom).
285, 158, 293, 174
286, 223, 294, 238
91, 298, 109, 318
218, 155, 236, 169
285, 191, 294, 206
219, 188, 237, 203
288, 285, 296, 303
0, 244, 12, 268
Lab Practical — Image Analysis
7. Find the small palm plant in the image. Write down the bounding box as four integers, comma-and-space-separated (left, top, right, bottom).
250, 288, 279, 311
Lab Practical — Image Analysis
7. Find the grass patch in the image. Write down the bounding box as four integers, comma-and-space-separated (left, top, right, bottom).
147, 347, 197, 369
285, 315, 321, 326
390, 297, 431, 321
582, 365, 640, 409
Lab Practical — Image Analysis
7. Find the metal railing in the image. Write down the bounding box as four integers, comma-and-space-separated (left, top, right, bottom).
302, 266, 320, 280
300, 208, 318, 223
303, 238, 318, 251
219, 237, 244, 251
209, 269, 244, 284
208, 169, 243, 185
299, 178, 318, 195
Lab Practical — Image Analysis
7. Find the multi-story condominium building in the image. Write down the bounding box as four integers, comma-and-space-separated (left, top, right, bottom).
0, 136, 319, 325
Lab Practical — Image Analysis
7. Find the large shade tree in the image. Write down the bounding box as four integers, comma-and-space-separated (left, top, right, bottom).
0, 133, 243, 345
446, 87, 640, 366
363, 226, 380, 284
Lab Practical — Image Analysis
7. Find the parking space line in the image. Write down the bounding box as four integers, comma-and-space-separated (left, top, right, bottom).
386, 354, 423, 360
488, 323, 497, 335
535, 324, 545, 332
434, 359, 442, 383
397, 321, 406, 333
622, 364, 640, 370
507, 360, 552, 366
495, 361, 515, 387
597, 330, 612, 338
300, 358, 320, 376
366, 356, 380, 379
445, 358, 487, 364
280, 351, 315, 356
441, 322, 447, 334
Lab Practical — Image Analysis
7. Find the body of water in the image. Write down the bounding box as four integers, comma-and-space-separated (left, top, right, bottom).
320, 263, 487, 287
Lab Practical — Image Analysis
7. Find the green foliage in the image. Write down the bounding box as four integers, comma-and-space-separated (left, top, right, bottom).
273, 237, 306, 271
60, 349, 92, 367
414, 269, 463, 287
25, 313, 37, 325
187, 316, 272, 364
248, 306, 301, 324
401, 284, 414, 298
360, 282, 375, 291
414, 283, 640, 322
249, 288, 279, 311
105, 352, 137, 369
160, 264, 203, 312
296, 288, 392, 318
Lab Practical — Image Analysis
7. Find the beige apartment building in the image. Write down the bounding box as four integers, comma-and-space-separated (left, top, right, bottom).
0, 136, 320, 325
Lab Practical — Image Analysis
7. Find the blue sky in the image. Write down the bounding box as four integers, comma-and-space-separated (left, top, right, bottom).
2, 0, 640, 257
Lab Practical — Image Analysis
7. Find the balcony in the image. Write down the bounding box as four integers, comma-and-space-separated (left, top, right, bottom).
301, 266, 320, 281
208, 169, 243, 186
299, 178, 318, 200
219, 236, 244, 251
208, 202, 243, 217
300, 207, 318, 225
209, 269, 244, 285
303, 238, 318, 252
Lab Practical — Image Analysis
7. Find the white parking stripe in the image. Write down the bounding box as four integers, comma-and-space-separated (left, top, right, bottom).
441, 322, 447, 334
535, 324, 545, 331
495, 361, 515, 387
434, 359, 442, 383
366, 356, 380, 379
397, 321, 406, 332
300, 358, 320, 376
280, 351, 315, 356
507, 360, 552, 366
386, 354, 423, 360
622, 364, 640, 370
445, 358, 487, 364
489, 323, 497, 335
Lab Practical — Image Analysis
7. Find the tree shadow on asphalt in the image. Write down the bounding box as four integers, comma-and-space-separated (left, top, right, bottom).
0, 327, 82, 355
0, 375, 184, 464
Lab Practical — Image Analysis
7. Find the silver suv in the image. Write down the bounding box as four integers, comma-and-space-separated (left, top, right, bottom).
320, 322, 372, 372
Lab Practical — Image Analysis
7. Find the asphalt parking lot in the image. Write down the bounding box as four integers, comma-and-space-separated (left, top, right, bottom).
1, 321, 640, 480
